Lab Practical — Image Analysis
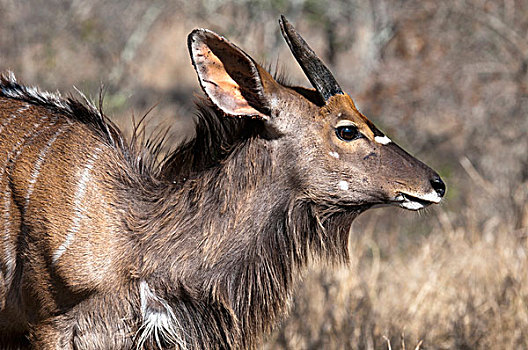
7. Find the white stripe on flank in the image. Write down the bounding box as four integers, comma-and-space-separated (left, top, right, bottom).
2, 191, 15, 281
0, 111, 48, 202
0, 105, 31, 135
0, 114, 49, 182
52, 147, 101, 264
374, 135, 392, 145
0, 113, 19, 136
0, 115, 14, 183
16, 105, 31, 114
1, 110, 50, 279
24, 124, 70, 213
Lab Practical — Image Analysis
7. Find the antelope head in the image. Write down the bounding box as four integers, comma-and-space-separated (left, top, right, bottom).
188, 16, 445, 212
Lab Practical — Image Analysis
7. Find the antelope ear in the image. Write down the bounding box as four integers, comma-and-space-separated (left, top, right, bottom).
188, 29, 272, 120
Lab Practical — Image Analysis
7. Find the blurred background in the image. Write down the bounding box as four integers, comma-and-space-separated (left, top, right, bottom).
1, 0, 527, 348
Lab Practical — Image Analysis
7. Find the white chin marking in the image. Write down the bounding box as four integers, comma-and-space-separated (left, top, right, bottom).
397, 190, 442, 210
338, 180, 349, 191
374, 135, 391, 145
420, 191, 442, 203
329, 151, 340, 159
400, 200, 424, 210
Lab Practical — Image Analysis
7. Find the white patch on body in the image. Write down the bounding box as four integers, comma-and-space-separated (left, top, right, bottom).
137, 280, 186, 349
329, 151, 339, 159
374, 135, 391, 145
52, 147, 101, 264
338, 180, 349, 191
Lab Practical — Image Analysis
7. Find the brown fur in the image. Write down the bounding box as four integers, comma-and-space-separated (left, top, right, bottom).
0, 21, 444, 350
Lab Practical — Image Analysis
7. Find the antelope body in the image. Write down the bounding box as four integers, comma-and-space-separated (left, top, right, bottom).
0, 17, 445, 349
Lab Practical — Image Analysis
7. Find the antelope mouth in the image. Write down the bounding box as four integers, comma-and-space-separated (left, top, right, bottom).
394, 192, 441, 211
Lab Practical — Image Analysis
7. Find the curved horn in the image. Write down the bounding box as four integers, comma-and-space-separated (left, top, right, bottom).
279, 15, 343, 101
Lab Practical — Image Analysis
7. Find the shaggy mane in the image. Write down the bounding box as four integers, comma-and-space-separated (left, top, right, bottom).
0, 72, 123, 148
158, 98, 266, 182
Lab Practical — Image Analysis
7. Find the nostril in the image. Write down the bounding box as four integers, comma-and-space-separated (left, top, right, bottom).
430, 176, 446, 197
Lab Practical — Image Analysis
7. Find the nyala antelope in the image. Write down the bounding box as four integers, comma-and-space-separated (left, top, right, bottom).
0, 17, 445, 349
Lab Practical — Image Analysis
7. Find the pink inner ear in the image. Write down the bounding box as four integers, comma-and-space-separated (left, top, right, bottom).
192, 38, 268, 119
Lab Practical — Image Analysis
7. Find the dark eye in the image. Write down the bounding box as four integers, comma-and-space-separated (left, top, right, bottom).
336, 125, 361, 141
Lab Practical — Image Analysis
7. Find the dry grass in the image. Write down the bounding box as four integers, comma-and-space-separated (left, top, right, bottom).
1, 0, 527, 348
264, 206, 528, 349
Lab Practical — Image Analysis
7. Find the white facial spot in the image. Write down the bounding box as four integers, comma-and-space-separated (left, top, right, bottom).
374, 135, 391, 145
338, 180, 349, 191
329, 151, 340, 159
269, 96, 280, 110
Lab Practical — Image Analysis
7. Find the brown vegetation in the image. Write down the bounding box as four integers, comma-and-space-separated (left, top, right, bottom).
1, 0, 527, 348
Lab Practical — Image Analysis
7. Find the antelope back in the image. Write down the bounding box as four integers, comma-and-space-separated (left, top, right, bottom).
0, 79, 126, 318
